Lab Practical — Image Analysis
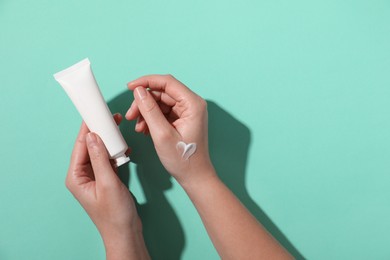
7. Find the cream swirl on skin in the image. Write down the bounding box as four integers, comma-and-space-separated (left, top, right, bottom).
176, 141, 197, 160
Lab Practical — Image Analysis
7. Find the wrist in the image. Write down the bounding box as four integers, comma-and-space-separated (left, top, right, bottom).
102, 218, 149, 260
179, 166, 220, 194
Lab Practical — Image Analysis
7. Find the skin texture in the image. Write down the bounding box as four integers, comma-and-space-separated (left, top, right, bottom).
66, 114, 150, 260
126, 75, 293, 259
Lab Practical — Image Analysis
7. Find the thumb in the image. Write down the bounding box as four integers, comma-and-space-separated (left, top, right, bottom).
134, 87, 175, 140
86, 132, 117, 184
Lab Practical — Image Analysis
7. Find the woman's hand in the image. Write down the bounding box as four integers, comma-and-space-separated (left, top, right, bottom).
66, 114, 149, 260
125, 75, 216, 186
126, 76, 292, 259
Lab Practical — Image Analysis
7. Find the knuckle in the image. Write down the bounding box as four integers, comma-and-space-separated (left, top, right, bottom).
76, 136, 85, 145
65, 176, 73, 191
164, 74, 176, 81
199, 97, 207, 108
156, 128, 173, 142
197, 97, 208, 112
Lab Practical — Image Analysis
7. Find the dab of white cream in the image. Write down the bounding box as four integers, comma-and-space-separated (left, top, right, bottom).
176, 141, 197, 160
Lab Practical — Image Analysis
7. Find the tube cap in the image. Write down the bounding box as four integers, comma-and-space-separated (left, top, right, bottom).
114, 154, 130, 167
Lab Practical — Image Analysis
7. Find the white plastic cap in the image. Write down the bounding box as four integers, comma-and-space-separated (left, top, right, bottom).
114, 154, 130, 167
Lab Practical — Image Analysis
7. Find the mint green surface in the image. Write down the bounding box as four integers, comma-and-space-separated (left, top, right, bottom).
1, 1, 390, 259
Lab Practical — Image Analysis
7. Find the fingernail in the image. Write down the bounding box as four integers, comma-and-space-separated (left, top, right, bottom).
136, 87, 147, 100
86, 133, 97, 147
114, 113, 122, 119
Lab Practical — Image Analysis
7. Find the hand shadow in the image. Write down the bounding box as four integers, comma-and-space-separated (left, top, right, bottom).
207, 101, 305, 260
108, 91, 185, 260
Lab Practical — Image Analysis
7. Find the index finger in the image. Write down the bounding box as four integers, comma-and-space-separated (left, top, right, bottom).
127, 74, 195, 102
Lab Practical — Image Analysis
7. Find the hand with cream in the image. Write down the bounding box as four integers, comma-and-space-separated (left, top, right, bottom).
126, 75, 216, 185
126, 75, 292, 259
66, 114, 150, 260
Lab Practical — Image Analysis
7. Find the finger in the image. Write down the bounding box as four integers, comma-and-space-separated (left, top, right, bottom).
141, 123, 150, 135
125, 147, 132, 156
69, 122, 90, 170
159, 102, 172, 115
135, 115, 147, 133
128, 74, 195, 102
86, 132, 118, 185
126, 91, 176, 121
133, 86, 177, 140
113, 113, 123, 125
150, 90, 177, 107
167, 110, 180, 124
125, 101, 140, 120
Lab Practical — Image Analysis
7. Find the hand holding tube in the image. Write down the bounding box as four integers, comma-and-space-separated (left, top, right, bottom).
66, 114, 150, 260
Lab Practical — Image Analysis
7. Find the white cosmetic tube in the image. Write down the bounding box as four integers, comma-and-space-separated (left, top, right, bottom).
54, 58, 130, 167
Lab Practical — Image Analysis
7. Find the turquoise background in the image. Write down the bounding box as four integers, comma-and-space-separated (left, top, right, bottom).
1, 0, 390, 259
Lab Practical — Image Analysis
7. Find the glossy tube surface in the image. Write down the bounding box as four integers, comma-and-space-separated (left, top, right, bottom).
54, 58, 130, 167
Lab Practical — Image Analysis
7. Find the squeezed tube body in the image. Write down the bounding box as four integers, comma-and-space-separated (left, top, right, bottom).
54, 58, 130, 167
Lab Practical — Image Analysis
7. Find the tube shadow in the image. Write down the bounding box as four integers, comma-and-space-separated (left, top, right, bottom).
108, 91, 185, 260
108, 91, 304, 259
208, 101, 305, 259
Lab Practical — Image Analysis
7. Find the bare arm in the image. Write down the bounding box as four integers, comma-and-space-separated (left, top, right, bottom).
126, 75, 292, 259
182, 172, 291, 259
